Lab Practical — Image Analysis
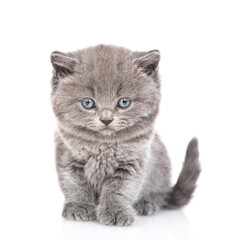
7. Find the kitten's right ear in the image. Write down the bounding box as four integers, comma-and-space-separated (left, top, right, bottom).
50, 51, 79, 79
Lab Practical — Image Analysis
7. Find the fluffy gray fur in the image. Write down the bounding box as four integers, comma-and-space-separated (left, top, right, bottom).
50, 44, 201, 226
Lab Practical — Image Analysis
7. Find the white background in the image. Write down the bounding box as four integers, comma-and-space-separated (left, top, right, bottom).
0, 0, 237, 239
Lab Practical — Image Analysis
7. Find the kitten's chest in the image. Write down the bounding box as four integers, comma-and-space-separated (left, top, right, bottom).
83, 144, 121, 189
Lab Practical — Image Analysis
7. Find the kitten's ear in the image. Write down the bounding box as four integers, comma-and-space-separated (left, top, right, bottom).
133, 50, 160, 75
50, 51, 79, 78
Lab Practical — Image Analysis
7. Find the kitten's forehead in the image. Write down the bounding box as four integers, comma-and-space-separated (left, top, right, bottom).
78, 44, 132, 67
74, 45, 143, 97
80, 45, 134, 76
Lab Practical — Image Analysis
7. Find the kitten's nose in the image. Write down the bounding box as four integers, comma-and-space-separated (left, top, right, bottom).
99, 108, 114, 126
100, 119, 113, 126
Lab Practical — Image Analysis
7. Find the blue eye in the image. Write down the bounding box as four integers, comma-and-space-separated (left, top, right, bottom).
82, 99, 95, 109
118, 98, 131, 109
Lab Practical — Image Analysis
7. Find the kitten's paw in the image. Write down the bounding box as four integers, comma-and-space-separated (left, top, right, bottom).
134, 198, 160, 216
97, 205, 136, 226
62, 202, 96, 221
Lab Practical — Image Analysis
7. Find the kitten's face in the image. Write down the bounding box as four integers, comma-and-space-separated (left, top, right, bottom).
51, 45, 160, 139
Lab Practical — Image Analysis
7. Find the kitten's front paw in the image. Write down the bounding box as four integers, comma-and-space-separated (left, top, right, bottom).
97, 205, 136, 226
134, 198, 160, 216
62, 202, 96, 221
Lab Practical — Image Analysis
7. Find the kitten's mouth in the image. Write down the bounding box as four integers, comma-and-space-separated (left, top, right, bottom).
101, 126, 112, 131
100, 126, 114, 135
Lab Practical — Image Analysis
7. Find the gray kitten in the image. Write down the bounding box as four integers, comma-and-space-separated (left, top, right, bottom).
50, 45, 201, 226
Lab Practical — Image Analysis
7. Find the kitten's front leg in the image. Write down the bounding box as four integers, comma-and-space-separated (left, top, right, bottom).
59, 164, 97, 221
97, 166, 143, 226
56, 144, 96, 221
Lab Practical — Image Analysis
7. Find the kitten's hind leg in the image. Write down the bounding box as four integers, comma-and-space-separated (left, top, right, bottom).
134, 197, 160, 216
134, 193, 167, 216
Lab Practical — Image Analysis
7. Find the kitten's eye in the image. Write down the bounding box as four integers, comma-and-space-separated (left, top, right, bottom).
82, 99, 95, 109
118, 98, 131, 109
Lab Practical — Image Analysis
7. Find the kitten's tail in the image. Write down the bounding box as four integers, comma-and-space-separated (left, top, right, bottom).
164, 138, 201, 209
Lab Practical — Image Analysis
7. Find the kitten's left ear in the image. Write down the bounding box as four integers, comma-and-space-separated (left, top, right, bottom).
133, 50, 160, 75
50, 51, 79, 79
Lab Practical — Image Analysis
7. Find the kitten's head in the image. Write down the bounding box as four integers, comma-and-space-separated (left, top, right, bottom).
50, 45, 161, 141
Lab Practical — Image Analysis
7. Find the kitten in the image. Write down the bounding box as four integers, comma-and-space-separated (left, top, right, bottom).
50, 45, 201, 226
